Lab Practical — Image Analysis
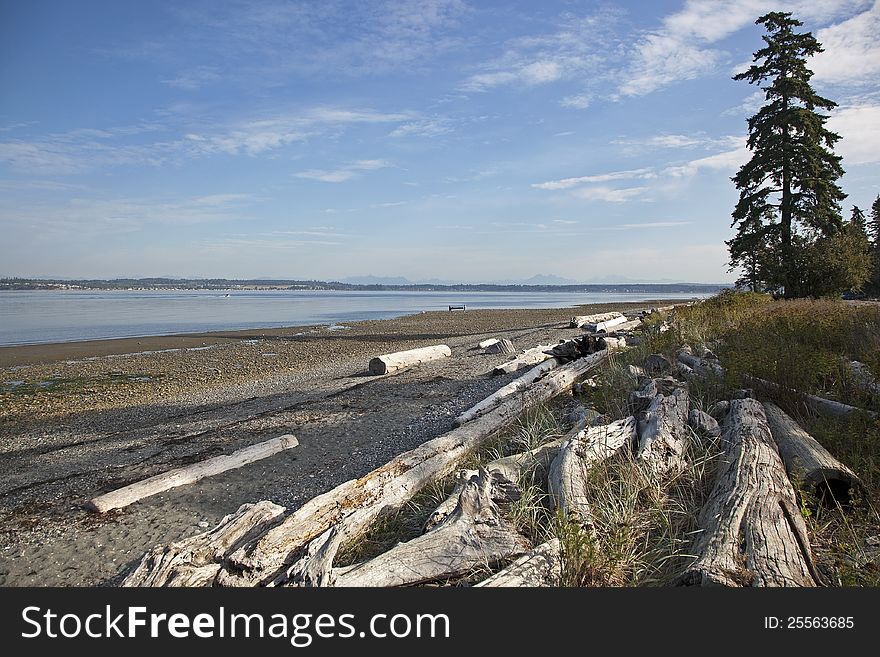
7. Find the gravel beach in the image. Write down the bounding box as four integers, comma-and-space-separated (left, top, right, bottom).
0, 300, 682, 586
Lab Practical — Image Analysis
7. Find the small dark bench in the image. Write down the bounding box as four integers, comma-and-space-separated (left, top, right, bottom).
448, 304, 466, 311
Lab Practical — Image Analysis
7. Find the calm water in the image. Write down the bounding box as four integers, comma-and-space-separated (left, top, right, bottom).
0, 289, 712, 346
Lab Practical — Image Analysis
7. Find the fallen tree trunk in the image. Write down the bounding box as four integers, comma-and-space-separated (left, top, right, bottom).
485, 338, 516, 355
87, 435, 299, 513
594, 318, 641, 334
677, 346, 724, 377
368, 344, 452, 375
763, 402, 865, 504
455, 357, 561, 425
849, 360, 880, 398
332, 469, 529, 587
582, 315, 628, 333
493, 343, 559, 375
747, 376, 879, 421
122, 501, 286, 586
548, 417, 638, 527
128, 351, 608, 586
473, 538, 562, 587
479, 338, 500, 349
636, 384, 690, 475
569, 311, 622, 329
678, 398, 819, 587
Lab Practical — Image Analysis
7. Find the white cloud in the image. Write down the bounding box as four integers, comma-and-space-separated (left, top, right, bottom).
812, 1, 880, 85
388, 118, 451, 138
828, 103, 880, 165
618, 221, 692, 229
664, 142, 749, 177
293, 159, 391, 183
161, 66, 222, 90
533, 168, 656, 190
560, 94, 593, 109
571, 186, 650, 203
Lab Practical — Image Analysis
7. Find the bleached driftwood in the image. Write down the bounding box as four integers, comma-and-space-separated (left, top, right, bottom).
479, 338, 500, 349
569, 311, 623, 329
548, 417, 638, 526
485, 338, 516, 355
848, 361, 880, 398
474, 538, 562, 587
493, 343, 559, 375
122, 501, 286, 586
763, 402, 865, 503
331, 469, 529, 587
747, 376, 879, 421
688, 408, 721, 438
677, 345, 724, 377
368, 344, 452, 375
644, 353, 672, 375
678, 398, 818, 587
582, 315, 628, 333
455, 357, 561, 425
127, 352, 608, 586
87, 435, 300, 514
636, 384, 690, 474
627, 378, 658, 415
594, 318, 642, 334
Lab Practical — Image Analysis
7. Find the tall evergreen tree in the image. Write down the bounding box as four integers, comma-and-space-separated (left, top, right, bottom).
869, 195, 880, 296
728, 12, 846, 297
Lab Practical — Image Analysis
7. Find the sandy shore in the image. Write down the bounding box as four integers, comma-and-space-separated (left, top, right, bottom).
0, 300, 678, 586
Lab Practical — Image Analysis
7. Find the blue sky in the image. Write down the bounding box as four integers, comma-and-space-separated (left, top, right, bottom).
1, 0, 878, 283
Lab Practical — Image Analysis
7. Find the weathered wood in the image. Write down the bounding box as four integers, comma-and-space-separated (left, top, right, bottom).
569, 311, 623, 328
332, 469, 529, 587
474, 538, 562, 587
747, 376, 880, 420
644, 353, 672, 375
493, 343, 558, 375
678, 398, 818, 587
87, 435, 299, 513
368, 344, 452, 375
582, 315, 628, 333
627, 378, 658, 415
455, 357, 562, 425
485, 338, 516, 355
636, 384, 690, 474
122, 501, 287, 586
763, 402, 865, 503
595, 318, 642, 334
548, 417, 638, 526
479, 338, 500, 349
677, 345, 724, 377
688, 408, 721, 438
125, 351, 609, 587
848, 360, 880, 397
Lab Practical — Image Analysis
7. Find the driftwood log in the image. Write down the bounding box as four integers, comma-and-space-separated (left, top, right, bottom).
87, 434, 299, 513
368, 344, 452, 375
677, 345, 724, 377
636, 383, 690, 474
747, 376, 880, 420
485, 338, 516, 355
763, 402, 865, 504
123, 501, 286, 586
848, 360, 880, 398
678, 398, 819, 587
126, 352, 608, 586
332, 469, 529, 587
493, 343, 559, 375
473, 538, 562, 587
548, 417, 638, 527
455, 357, 561, 425
595, 318, 641, 334
479, 338, 500, 349
569, 311, 622, 329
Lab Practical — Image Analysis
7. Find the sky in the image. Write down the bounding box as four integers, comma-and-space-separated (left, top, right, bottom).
1, 0, 878, 284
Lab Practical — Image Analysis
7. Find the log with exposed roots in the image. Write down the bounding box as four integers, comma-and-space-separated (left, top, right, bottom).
677, 398, 819, 587
636, 382, 690, 475
473, 538, 562, 587
762, 402, 865, 504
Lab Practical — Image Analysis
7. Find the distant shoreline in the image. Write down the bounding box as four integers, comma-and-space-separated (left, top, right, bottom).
0, 277, 730, 294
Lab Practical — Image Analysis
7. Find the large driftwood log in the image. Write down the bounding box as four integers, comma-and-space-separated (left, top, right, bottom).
368, 344, 452, 375
747, 376, 880, 421
678, 398, 818, 587
474, 538, 562, 587
677, 345, 724, 377
849, 360, 880, 398
455, 357, 561, 425
122, 501, 286, 586
636, 384, 690, 474
595, 318, 642, 334
332, 469, 529, 587
548, 417, 638, 526
87, 435, 299, 513
582, 315, 628, 333
493, 343, 559, 375
569, 311, 622, 329
128, 351, 608, 586
485, 338, 516, 355
763, 402, 865, 504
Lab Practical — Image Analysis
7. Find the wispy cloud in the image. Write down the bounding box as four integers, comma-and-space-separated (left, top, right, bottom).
618, 221, 692, 229
293, 159, 390, 183
571, 186, 650, 203
161, 66, 222, 90
828, 102, 880, 165
532, 168, 656, 190
388, 118, 452, 138
812, 1, 880, 85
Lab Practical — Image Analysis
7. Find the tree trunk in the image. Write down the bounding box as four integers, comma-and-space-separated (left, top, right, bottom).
331, 469, 529, 587
455, 357, 561, 425
569, 312, 622, 328
121, 501, 287, 586
548, 417, 638, 527
636, 384, 690, 474
763, 402, 865, 504
368, 344, 452, 375
485, 338, 516, 355
747, 376, 879, 420
86, 435, 299, 513
678, 398, 818, 587
473, 539, 562, 587
493, 343, 559, 375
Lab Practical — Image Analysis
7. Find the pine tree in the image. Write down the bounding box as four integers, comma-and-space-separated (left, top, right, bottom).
869, 195, 880, 296
728, 12, 846, 297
